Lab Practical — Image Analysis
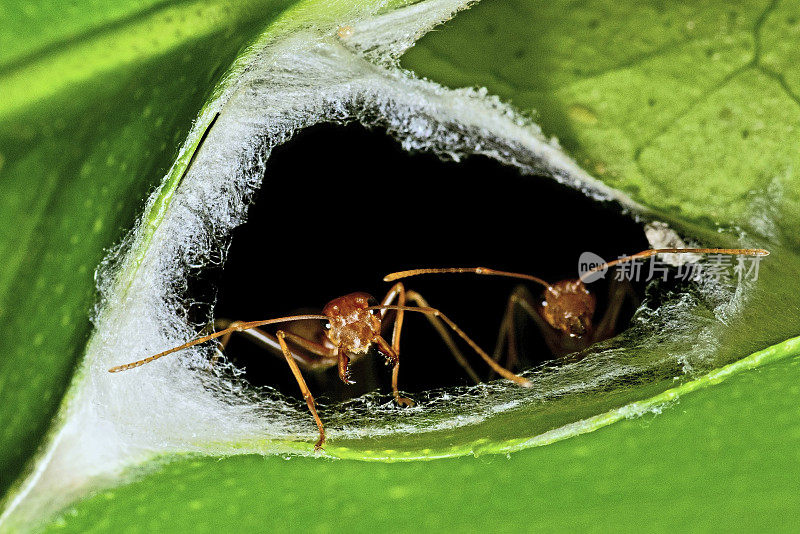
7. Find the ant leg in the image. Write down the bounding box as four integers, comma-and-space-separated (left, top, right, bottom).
373, 336, 413, 406
403, 290, 481, 384
492, 286, 559, 374
593, 278, 639, 342
374, 305, 532, 387
277, 330, 326, 451
489, 287, 522, 379
509, 286, 563, 357
380, 282, 406, 354
492, 286, 565, 361
378, 284, 414, 406
379, 285, 482, 404
214, 319, 337, 371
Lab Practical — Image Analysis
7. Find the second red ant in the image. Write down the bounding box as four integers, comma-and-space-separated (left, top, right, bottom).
385, 248, 769, 374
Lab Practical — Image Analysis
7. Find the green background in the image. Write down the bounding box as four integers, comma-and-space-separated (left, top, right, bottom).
44, 353, 800, 532
1, 0, 799, 530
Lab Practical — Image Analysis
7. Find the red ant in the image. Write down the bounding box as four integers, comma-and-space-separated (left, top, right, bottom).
108, 283, 531, 450
385, 248, 769, 371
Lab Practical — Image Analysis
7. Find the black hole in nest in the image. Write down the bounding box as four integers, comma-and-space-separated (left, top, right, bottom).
200, 122, 650, 403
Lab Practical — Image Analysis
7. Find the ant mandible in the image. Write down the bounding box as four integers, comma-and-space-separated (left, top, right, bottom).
385, 248, 769, 370
108, 283, 531, 450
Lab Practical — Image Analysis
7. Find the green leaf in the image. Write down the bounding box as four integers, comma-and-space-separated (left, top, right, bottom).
402, 0, 800, 245
0, 0, 308, 494
43, 340, 800, 532
3, 0, 800, 531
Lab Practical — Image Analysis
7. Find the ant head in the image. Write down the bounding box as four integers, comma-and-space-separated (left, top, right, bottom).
541, 279, 596, 337
322, 292, 382, 354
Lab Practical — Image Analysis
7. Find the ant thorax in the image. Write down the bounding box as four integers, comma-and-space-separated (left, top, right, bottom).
322, 292, 382, 354
541, 279, 597, 337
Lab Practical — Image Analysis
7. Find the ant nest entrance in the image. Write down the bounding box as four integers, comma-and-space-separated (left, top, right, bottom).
189, 122, 652, 404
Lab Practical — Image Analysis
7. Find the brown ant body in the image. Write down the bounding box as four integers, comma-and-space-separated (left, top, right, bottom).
109, 283, 530, 450
385, 248, 769, 369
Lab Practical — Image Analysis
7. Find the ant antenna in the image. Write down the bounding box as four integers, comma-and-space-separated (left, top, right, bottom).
578, 248, 769, 283
108, 314, 327, 373
384, 248, 769, 287
384, 267, 551, 289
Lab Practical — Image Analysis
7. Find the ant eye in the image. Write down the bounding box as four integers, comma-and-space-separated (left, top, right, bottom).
323, 321, 331, 330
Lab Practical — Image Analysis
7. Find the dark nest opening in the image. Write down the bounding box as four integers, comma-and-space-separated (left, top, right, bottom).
193, 122, 651, 403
